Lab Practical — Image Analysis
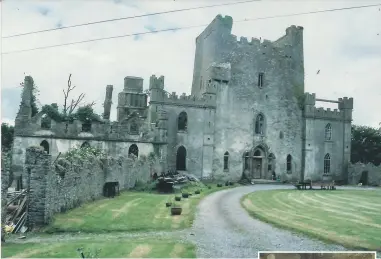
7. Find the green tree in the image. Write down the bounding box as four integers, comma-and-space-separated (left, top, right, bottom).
351, 125, 381, 166
1, 123, 14, 151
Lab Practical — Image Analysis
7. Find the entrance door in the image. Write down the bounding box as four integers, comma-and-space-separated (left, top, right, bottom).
252, 158, 262, 178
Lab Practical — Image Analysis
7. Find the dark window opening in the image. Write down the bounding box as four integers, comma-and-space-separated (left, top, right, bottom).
286, 154, 292, 172
324, 153, 330, 174
223, 151, 229, 170
81, 142, 90, 149
258, 73, 264, 88
82, 120, 92, 132
128, 144, 139, 158
255, 114, 265, 135
130, 122, 138, 134
325, 123, 332, 140
40, 140, 49, 154
176, 146, 187, 170
244, 152, 250, 170
178, 112, 188, 131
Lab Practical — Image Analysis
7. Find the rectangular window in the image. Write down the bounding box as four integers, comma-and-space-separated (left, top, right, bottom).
258, 73, 264, 88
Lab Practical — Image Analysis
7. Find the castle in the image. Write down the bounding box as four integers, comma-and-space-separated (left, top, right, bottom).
11, 15, 354, 188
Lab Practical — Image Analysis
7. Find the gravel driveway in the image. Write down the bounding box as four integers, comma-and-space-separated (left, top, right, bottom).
184, 185, 347, 258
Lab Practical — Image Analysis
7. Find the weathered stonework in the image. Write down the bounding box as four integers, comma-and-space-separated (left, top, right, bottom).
24, 147, 160, 226
12, 15, 353, 188
348, 162, 381, 186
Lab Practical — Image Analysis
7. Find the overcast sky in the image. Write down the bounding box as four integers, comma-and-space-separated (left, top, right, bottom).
1, 0, 380, 128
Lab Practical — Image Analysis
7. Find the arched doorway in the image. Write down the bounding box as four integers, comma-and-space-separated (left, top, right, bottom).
128, 144, 139, 158
359, 171, 368, 185
268, 153, 276, 179
176, 146, 186, 170
252, 147, 265, 179
40, 140, 49, 154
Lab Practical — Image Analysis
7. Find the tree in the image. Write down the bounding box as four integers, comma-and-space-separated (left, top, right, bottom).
351, 125, 381, 166
62, 74, 95, 116
1, 123, 14, 151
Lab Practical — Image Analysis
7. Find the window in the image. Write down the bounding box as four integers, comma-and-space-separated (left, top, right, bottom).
128, 144, 139, 158
176, 146, 186, 170
130, 122, 138, 134
324, 153, 330, 174
255, 114, 265, 135
244, 152, 250, 170
40, 140, 49, 154
178, 111, 188, 131
81, 142, 90, 149
82, 120, 92, 132
325, 123, 332, 140
258, 73, 264, 88
223, 152, 229, 171
286, 154, 292, 173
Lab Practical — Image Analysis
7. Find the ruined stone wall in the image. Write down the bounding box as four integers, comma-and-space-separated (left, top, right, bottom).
12, 136, 159, 186
348, 162, 381, 186
24, 147, 158, 226
1, 152, 11, 241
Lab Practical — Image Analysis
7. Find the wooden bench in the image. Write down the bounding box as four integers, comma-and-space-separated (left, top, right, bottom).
295, 180, 336, 190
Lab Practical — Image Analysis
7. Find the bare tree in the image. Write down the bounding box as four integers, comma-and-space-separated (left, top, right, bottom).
63, 74, 86, 115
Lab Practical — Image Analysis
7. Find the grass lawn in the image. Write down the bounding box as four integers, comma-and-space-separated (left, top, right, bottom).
1, 238, 196, 258
44, 183, 232, 233
242, 189, 381, 250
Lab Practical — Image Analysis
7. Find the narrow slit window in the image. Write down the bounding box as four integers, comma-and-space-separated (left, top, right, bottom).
258, 73, 264, 88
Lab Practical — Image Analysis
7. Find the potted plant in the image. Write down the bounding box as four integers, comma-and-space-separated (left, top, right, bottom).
171, 203, 182, 215
175, 196, 181, 201
182, 192, 189, 198
166, 198, 172, 207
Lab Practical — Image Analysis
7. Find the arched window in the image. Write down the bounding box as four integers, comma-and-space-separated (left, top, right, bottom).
40, 140, 49, 154
286, 154, 292, 172
223, 151, 229, 171
324, 153, 330, 174
244, 152, 250, 170
128, 144, 139, 158
130, 122, 138, 134
176, 146, 186, 170
268, 153, 275, 171
178, 112, 188, 131
325, 123, 332, 140
81, 142, 90, 149
255, 114, 265, 135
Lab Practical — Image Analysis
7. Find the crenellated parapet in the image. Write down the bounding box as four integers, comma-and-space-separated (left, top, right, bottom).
303, 92, 354, 121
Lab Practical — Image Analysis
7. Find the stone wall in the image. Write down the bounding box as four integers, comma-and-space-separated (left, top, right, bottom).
1, 152, 11, 241
25, 147, 159, 227
348, 162, 381, 186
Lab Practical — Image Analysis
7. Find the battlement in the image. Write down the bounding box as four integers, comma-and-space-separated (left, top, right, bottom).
149, 75, 165, 90
124, 76, 143, 93
159, 91, 216, 108
313, 107, 343, 120
304, 92, 354, 121
338, 97, 354, 110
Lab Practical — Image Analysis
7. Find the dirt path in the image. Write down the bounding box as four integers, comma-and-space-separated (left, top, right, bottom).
184, 185, 347, 258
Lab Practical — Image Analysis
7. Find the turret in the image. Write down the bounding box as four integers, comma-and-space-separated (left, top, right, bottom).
338, 97, 354, 122
103, 85, 113, 120
15, 76, 34, 131
117, 76, 147, 121
303, 92, 316, 118
148, 75, 165, 124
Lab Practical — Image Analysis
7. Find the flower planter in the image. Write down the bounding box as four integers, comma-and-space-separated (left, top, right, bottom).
182, 193, 189, 198
171, 207, 182, 216
166, 202, 172, 207
175, 196, 181, 201
195, 190, 200, 194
